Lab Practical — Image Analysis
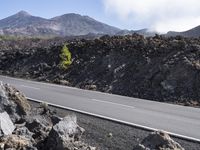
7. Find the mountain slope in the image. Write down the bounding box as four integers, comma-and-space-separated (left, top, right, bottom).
51, 13, 120, 36
0, 11, 48, 28
0, 11, 120, 37
166, 25, 200, 38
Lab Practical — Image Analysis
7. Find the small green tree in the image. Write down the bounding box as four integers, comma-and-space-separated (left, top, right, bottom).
59, 44, 72, 69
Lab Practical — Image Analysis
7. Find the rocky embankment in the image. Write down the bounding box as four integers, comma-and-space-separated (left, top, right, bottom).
1, 34, 200, 107
0, 82, 96, 150
0, 82, 189, 150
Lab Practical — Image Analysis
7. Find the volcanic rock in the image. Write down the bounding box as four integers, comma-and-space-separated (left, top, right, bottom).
0, 134, 37, 150
25, 115, 53, 146
4, 83, 31, 115
46, 115, 95, 150
0, 112, 15, 137
0, 82, 31, 123
1, 35, 200, 106
134, 131, 184, 150
0, 82, 96, 149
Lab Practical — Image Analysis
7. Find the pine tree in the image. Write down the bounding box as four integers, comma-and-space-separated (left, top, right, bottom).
59, 44, 72, 69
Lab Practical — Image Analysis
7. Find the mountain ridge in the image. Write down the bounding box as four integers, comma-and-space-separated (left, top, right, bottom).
166, 25, 200, 38
0, 11, 120, 37
2, 11, 200, 37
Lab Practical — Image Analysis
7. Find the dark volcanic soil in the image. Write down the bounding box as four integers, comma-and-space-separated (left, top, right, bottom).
1, 34, 200, 107
30, 101, 200, 150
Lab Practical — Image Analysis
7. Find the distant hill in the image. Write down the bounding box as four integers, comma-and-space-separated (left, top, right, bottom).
116, 29, 157, 37
166, 25, 200, 38
0, 11, 120, 37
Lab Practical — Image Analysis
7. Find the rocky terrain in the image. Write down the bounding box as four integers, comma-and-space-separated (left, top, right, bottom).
0, 82, 96, 149
1, 82, 198, 150
1, 34, 200, 107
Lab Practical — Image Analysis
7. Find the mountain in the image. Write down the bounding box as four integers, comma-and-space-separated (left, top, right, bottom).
166, 25, 200, 38
51, 13, 120, 36
0, 11, 120, 37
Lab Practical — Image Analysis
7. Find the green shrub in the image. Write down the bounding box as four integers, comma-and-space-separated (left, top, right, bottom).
59, 44, 72, 69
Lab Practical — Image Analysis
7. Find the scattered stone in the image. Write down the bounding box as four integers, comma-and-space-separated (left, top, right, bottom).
107, 132, 113, 138
134, 131, 184, 150
59, 80, 70, 85
85, 85, 97, 91
39, 102, 50, 114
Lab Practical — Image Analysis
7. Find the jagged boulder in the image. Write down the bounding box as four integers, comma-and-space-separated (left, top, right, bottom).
134, 131, 184, 150
25, 115, 53, 145
4, 83, 31, 115
0, 82, 31, 123
0, 112, 15, 137
46, 115, 95, 150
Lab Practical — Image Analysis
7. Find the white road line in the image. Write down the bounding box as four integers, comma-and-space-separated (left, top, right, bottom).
21, 85, 40, 90
27, 97, 200, 143
91, 98, 135, 109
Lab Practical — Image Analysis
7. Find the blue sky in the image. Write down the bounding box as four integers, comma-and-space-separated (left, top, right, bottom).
1, 0, 200, 33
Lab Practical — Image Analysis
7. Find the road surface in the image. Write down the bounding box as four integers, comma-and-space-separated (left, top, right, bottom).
0, 75, 200, 141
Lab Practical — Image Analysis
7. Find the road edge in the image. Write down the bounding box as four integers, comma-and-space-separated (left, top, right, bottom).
27, 97, 200, 144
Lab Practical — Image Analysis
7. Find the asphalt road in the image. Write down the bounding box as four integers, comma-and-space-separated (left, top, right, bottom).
1, 75, 200, 141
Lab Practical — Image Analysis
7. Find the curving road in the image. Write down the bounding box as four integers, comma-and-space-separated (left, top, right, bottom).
0, 75, 200, 142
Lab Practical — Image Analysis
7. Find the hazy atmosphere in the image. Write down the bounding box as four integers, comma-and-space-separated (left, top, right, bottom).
1, 0, 200, 33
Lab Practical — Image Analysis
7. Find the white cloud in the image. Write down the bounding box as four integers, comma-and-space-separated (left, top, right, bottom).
103, 0, 200, 33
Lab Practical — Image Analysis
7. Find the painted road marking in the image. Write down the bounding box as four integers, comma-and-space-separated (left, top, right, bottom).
91, 98, 135, 109
21, 85, 40, 90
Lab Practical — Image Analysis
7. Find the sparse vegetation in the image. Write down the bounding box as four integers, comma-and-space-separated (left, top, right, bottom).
59, 44, 72, 69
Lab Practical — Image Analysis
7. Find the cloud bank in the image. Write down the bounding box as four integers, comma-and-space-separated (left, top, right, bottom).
103, 0, 200, 33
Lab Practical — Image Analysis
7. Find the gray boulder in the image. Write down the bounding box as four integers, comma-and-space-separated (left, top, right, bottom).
25, 115, 53, 145
46, 115, 95, 150
0, 82, 31, 123
0, 112, 15, 137
4, 83, 31, 115
134, 131, 184, 150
